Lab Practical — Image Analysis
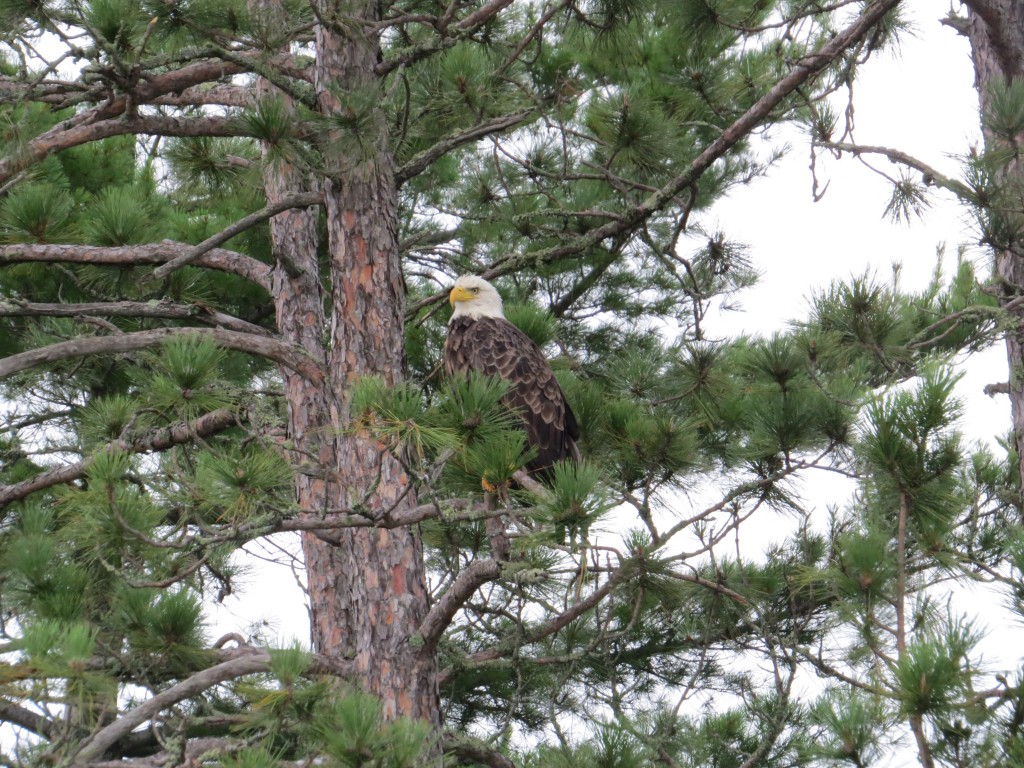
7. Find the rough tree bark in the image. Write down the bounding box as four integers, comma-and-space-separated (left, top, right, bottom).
963, 0, 1024, 504
249, 0, 438, 730
285, 0, 437, 727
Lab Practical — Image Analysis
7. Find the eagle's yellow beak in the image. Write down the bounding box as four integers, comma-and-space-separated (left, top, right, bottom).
449, 285, 475, 306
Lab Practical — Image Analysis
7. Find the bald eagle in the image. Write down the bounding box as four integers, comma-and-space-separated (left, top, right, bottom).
444, 275, 580, 479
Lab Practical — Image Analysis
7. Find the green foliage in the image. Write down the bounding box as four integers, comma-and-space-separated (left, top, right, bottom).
504, 302, 559, 348
221, 746, 282, 768
459, 428, 535, 491
832, 523, 895, 598
531, 460, 610, 543
85, 0, 150, 50
237, 96, 303, 148
60, 136, 139, 193
808, 689, 891, 765
893, 619, 979, 717
81, 185, 158, 246
268, 643, 312, 687
195, 444, 294, 520
0, 183, 76, 243
165, 137, 260, 193
431, 372, 517, 447
884, 171, 932, 223
312, 691, 432, 767
351, 375, 450, 458
585, 91, 683, 180
983, 76, 1024, 145
139, 335, 237, 418
859, 365, 966, 537
77, 394, 139, 448
116, 587, 208, 669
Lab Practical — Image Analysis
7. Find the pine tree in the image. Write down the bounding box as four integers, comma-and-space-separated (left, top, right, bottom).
1, 1, 1021, 767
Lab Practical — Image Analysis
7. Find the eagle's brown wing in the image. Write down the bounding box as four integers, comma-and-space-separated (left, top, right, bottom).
445, 316, 579, 475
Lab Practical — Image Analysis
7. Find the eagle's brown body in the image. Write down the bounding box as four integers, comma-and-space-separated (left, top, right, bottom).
444, 313, 580, 476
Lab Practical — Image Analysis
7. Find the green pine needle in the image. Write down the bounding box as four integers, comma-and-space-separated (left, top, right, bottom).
532, 459, 610, 542
268, 643, 312, 687
196, 445, 293, 520
85, 0, 149, 50
78, 394, 140, 447
984, 77, 1024, 144
809, 688, 891, 764
312, 690, 432, 768
82, 186, 157, 246
504, 302, 558, 348
0, 183, 76, 244
893, 619, 978, 717
139, 336, 236, 417
461, 429, 535, 490
237, 96, 299, 146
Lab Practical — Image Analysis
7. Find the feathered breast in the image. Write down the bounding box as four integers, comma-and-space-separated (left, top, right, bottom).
444, 315, 579, 474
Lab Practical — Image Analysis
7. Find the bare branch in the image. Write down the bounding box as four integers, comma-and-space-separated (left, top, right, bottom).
418, 558, 502, 649
0, 299, 271, 336
0, 242, 272, 291
274, 498, 487, 533
440, 574, 623, 681
150, 192, 323, 279
454, 0, 516, 30
0, 699, 56, 739
396, 110, 536, 184
76, 736, 245, 768
0, 115, 242, 185
73, 650, 273, 763
817, 140, 975, 200
0, 327, 324, 382
152, 83, 255, 109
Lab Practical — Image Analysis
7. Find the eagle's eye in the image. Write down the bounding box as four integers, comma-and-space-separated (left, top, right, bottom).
472, 287, 480, 293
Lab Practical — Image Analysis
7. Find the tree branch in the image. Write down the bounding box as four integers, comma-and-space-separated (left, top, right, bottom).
396, 109, 536, 184
0, 114, 242, 185
817, 140, 975, 200
0, 299, 271, 336
0, 699, 56, 739
439, 573, 624, 682
152, 83, 256, 109
417, 558, 502, 650
72, 650, 273, 763
149, 192, 323, 279
0, 243, 272, 291
0, 327, 324, 383
453, 0, 516, 30
75, 736, 244, 768
0, 408, 239, 509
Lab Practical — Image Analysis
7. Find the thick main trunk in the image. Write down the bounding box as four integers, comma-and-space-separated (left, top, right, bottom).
965, 0, 1024, 507
296, 0, 439, 726
254, 0, 438, 730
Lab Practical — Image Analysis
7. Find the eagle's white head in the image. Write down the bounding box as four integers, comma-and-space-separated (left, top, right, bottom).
449, 275, 505, 321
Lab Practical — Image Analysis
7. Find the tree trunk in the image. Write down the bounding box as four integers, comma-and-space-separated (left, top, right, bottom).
258, 0, 439, 729
302, 0, 439, 726
964, 0, 1024, 507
